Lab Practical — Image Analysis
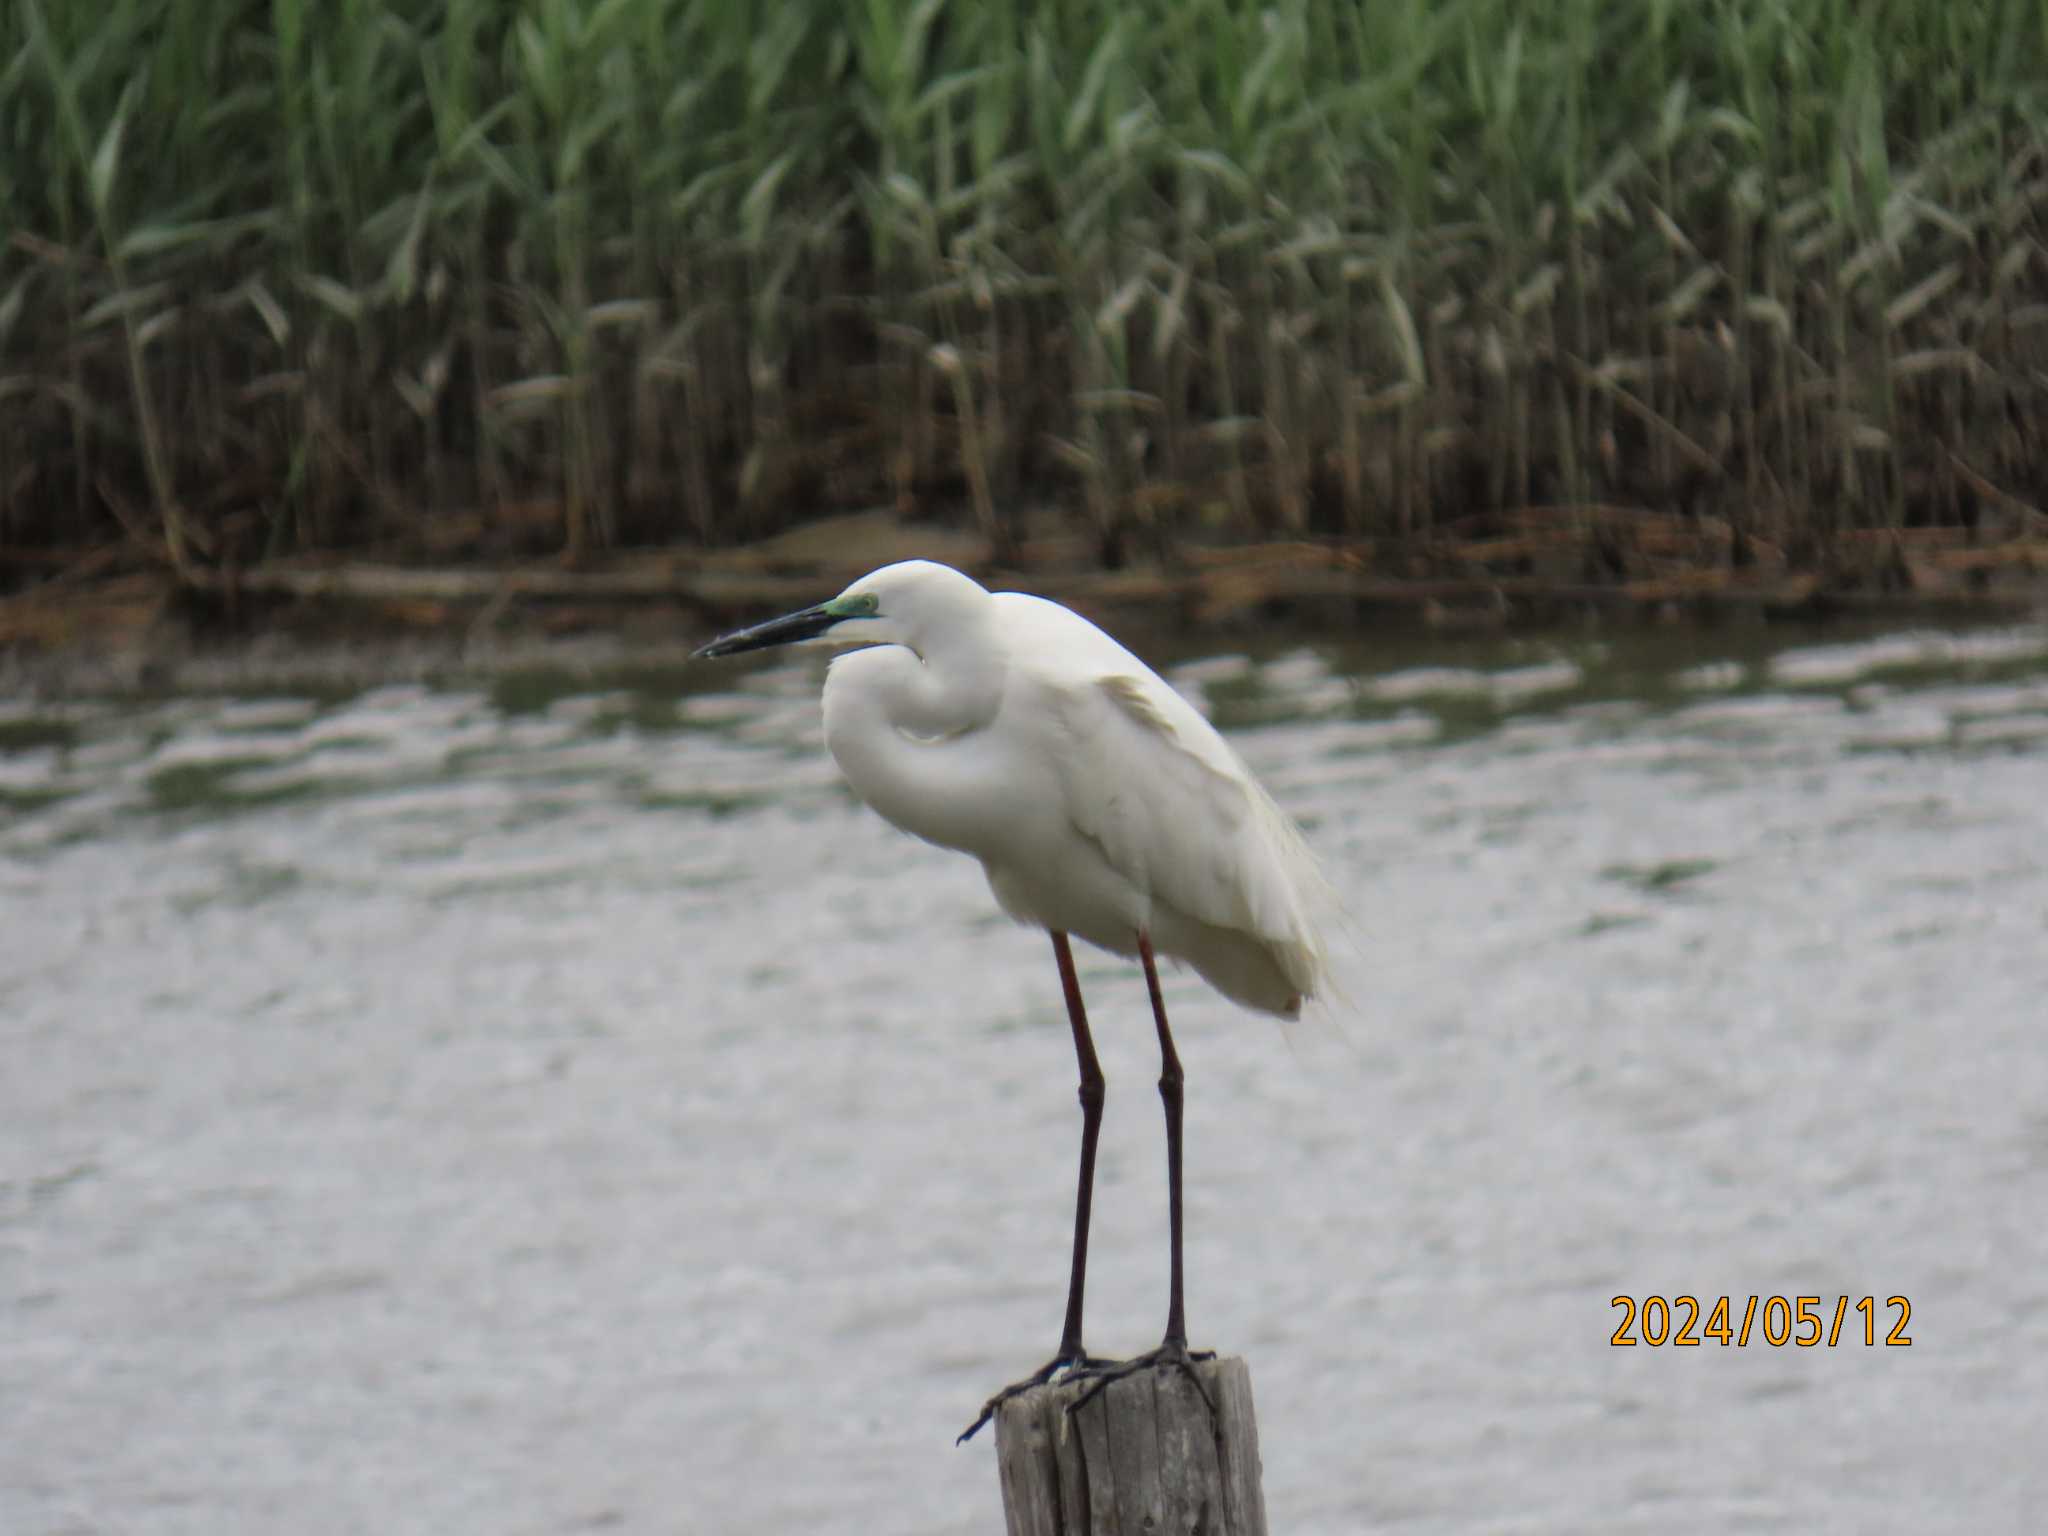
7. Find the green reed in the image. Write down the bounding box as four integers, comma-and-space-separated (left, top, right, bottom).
1, 0, 2044, 575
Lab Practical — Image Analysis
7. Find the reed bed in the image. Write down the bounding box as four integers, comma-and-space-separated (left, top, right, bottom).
3, 0, 2046, 590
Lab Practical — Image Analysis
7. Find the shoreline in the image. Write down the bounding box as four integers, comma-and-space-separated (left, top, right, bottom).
6, 514, 2045, 697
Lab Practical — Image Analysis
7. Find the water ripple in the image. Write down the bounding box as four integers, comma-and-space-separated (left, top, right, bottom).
3, 621, 2047, 1536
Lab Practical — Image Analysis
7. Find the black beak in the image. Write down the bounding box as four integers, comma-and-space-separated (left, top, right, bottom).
693, 602, 841, 659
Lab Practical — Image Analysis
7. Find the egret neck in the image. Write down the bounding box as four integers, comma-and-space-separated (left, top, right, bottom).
822, 602, 1006, 857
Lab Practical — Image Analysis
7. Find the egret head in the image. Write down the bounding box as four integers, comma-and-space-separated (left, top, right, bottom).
692, 560, 989, 660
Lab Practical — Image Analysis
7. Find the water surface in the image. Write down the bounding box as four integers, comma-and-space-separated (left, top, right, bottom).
5, 621, 2046, 1533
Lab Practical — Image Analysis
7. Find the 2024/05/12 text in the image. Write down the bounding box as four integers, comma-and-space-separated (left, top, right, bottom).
1610, 1295, 1912, 1347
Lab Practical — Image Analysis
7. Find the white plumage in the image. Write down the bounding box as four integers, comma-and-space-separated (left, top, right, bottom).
826, 567, 1329, 1014
802, 561, 1329, 1013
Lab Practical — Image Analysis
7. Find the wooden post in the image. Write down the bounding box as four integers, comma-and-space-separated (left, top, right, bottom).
992, 1356, 1267, 1536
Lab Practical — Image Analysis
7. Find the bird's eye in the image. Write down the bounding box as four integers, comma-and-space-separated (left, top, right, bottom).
844, 593, 880, 616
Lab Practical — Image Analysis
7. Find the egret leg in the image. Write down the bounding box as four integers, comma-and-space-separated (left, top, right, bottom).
1051, 929, 1107, 1362
957, 931, 1114, 1444
1064, 931, 1215, 1420
1140, 929, 1192, 1350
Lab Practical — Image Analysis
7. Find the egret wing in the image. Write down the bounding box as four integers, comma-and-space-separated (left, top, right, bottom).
1042, 667, 1325, 994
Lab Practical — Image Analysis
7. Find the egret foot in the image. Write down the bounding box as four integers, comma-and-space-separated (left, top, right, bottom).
957, 1352, 1116, 1444
1064, 1340, 1217, 1420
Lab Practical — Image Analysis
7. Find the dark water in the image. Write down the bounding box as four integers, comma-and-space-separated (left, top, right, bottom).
5, 623, 2046, 1534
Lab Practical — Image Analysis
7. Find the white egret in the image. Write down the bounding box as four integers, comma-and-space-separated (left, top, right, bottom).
693, 559, 1331, 1440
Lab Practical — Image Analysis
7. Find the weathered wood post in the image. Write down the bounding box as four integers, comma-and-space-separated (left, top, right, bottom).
993, 1356, 1267, 1536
